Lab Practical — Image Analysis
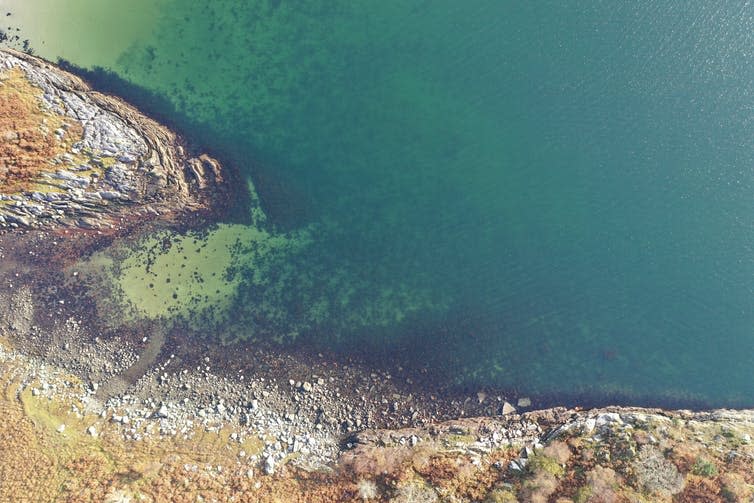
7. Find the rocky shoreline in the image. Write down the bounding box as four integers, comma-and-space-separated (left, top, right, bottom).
4, 329, 754, 502
1, 50, 753, 502
0, 49, 226, 233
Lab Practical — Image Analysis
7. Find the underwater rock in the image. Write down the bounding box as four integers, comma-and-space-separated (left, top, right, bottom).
0, 49, 226, 233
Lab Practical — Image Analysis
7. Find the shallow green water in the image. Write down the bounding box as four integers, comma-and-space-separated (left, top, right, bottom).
5, 1, 754, 406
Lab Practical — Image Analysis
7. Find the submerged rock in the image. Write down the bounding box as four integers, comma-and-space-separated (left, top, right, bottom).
0, 49, 226, 233
501, 401, 516, 415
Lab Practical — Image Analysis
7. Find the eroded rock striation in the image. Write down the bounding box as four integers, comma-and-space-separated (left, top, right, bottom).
0, 49, 224, 231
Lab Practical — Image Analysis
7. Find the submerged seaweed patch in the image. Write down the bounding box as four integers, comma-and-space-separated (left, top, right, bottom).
80, 216, 445, 347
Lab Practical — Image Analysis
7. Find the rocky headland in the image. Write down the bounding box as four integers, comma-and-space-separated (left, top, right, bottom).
0, 48, 224, 233
0, 49, 753, 503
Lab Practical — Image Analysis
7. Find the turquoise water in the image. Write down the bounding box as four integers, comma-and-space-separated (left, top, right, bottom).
5, 1, 754, 406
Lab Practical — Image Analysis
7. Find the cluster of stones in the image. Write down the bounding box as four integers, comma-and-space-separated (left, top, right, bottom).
0, 49, 222, 231
7, 320, 754, 502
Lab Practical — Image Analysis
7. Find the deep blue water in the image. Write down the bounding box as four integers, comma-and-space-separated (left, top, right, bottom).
6, 1, 754, 406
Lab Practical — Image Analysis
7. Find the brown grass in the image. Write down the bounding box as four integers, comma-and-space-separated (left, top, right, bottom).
0, 68, 83, 193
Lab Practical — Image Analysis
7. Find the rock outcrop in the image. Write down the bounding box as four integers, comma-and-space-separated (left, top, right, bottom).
0, 49, 225, 232
342, 407, 754, 502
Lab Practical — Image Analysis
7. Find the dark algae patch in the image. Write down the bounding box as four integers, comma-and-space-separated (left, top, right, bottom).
4, 1, 754, 408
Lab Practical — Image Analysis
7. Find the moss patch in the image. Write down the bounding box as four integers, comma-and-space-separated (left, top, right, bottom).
528, 453, 565, 478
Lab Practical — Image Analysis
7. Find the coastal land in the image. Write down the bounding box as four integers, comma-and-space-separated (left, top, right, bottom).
1, 49, 754, 503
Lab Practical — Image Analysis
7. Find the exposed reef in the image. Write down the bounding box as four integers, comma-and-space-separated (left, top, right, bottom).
0, 48, 225, 232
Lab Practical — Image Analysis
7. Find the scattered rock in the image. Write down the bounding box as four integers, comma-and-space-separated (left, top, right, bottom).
155, 403, 169, 418
501, 401, 516, 415
264, 455, 275, 475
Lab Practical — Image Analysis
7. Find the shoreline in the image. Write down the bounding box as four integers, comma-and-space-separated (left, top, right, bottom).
19, 46, 736, 413
4, 235, 754, 502
1, 49, 753, 501
4, 326, 754, 502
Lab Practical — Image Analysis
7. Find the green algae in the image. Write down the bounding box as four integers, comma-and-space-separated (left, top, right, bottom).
117, 225, 264, 321
82, 216, 444, 346
85, 223, 303, 327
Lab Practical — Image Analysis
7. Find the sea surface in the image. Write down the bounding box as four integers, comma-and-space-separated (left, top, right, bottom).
3, 1, 754, 407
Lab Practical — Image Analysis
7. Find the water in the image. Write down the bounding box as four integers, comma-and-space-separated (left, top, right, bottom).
3, 1, 754, 406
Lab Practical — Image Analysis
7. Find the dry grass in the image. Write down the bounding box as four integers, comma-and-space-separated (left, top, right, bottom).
0, 68, 83, 192
632, 445, 685, 497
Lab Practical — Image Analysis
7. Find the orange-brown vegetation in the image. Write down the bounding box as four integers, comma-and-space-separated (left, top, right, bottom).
677, 475, 724, 503
0, 68, 83, 192
6, 344, 754, 502
0, 382, 61, 502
